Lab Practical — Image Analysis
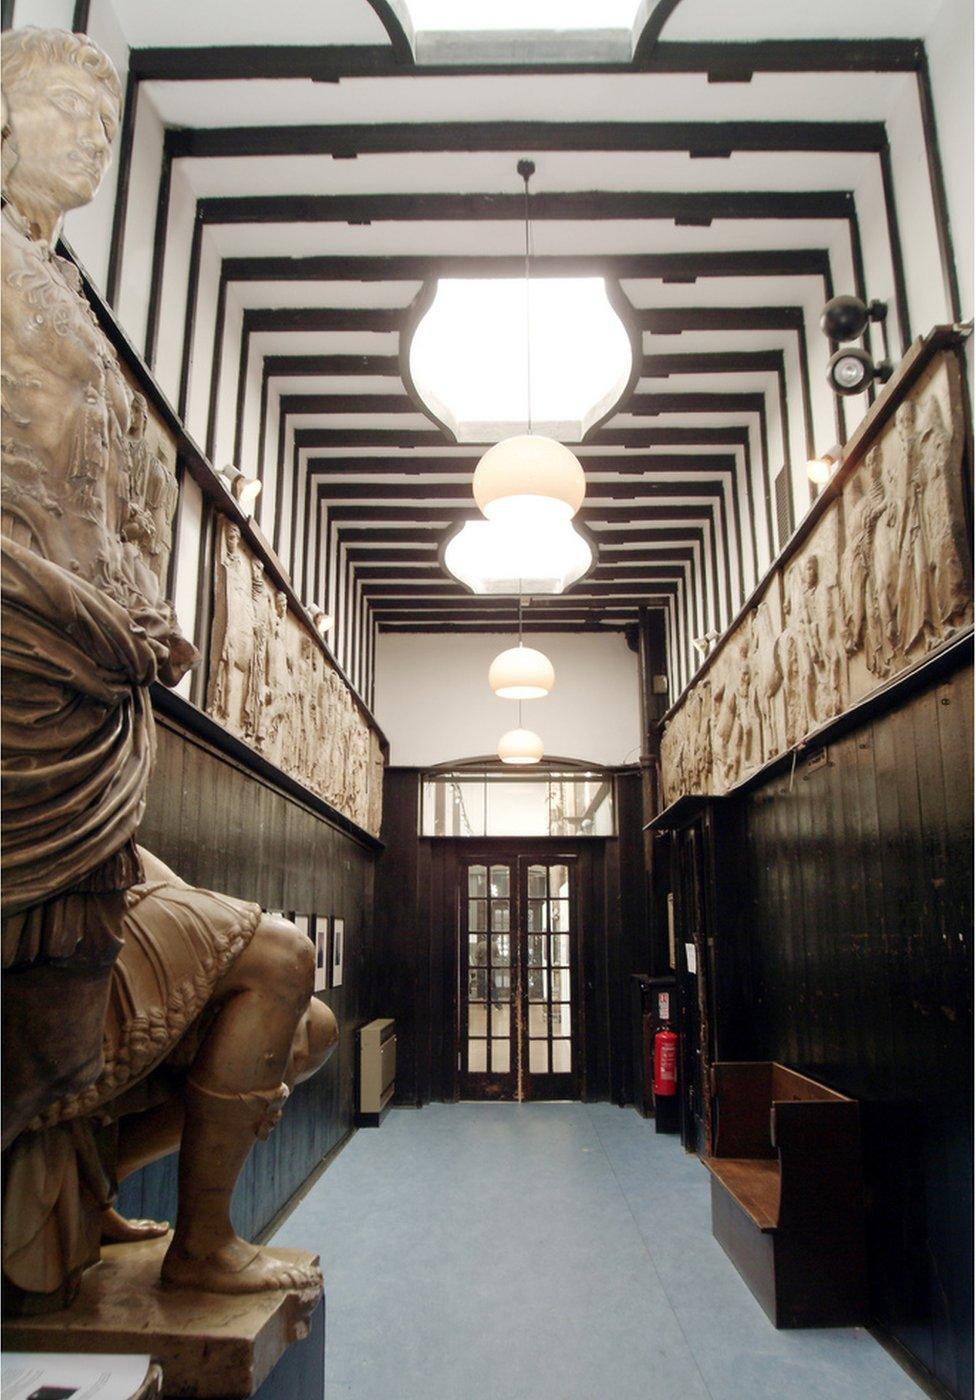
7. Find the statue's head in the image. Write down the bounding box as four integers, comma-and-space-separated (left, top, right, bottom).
226, 523, 241, 554
275, 590, 287, 618
250, 558, 264, 591
2, 28, 121, 230
803, 554, 819, 587
896, 399, 916, 438
865, 444, 883, 484
128, 392, 148, 440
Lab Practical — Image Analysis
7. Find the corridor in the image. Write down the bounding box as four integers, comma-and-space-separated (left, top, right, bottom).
271, 1104, 920, 1400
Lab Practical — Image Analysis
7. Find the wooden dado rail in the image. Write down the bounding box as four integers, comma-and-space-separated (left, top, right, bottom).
705, 1062, 868, 1328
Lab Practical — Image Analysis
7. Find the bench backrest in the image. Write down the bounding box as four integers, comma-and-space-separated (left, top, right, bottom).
711, 1061, 854, 1159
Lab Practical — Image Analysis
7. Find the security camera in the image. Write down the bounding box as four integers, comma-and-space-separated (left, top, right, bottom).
820, 295, 888, 343
826, 346, 893, 397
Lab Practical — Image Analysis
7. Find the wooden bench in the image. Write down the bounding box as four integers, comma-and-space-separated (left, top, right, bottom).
704, 1062, 868, 1328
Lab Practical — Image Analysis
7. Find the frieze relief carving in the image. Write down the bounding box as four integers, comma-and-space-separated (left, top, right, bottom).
207, 518, 384, 836
661, 352, 971, 806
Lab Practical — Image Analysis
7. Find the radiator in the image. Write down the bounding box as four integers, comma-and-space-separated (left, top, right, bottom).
359, 1018, 396, 1123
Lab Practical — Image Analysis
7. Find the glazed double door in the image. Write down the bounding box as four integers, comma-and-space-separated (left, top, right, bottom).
459, 856, 578, 1100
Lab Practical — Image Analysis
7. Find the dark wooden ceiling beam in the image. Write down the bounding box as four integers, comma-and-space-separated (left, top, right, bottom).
637, 305, 806, 332
295, 425, 752, 450
305, 452, 740, 475
199, 189, 853, 225
642, 351, 784, 375
313, 478, 729, 501
224, 249, 829, 282
130, 39, 921, 82
167, 119, 886, 160
244, 307, 406, 333
625, 391, 767, 416
265, 354, 400, 376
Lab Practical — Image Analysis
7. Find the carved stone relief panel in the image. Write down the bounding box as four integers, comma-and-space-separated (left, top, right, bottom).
659, 350, 972, 807
842, 354, 972, 705
206, 518, 384, 835
120, 368, 179, 591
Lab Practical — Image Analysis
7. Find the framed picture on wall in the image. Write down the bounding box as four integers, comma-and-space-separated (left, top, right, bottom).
314, 916, 329, 992
330, 917, 344, 989
293, 913, 310, 951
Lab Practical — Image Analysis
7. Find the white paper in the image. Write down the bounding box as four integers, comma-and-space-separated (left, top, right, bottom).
684, 942, 697, 974
1, 1353, 151, 1400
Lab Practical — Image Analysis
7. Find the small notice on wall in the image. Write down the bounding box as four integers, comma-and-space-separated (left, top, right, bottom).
1, 1353, 154, 1400
684, 942, 697, 975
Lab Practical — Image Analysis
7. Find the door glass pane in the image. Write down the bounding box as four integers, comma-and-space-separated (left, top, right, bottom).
491, 969, 511, 1001
490, 900, 510, 931
552, 1040, 572, 1073
468, 968, 487, 1001
468, 866, 487, 897
549, 865, 569, 898
527, 865, 547, 898
529, 1041, 548, 1074
550, 1003, 572, 1037
492, 1039, 510, 1073
491, 933, 511, 966
469, 899, 487, 931
528, 1004, 548, 1037
527, 934, 547, 966
551, 899, 570, 931
551, 968, 571, 1001
527, 900, 547, 932
527, 968, 548, 1001
550, 934, 570, 966
469, 1004, 487, 1035
468, 1040, 487, 1072
490, 865, 510, 897
468, 934, 487, 966
491, 1004, 510, 1036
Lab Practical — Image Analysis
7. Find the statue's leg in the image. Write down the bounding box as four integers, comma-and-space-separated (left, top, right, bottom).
160, 915, 321, 1292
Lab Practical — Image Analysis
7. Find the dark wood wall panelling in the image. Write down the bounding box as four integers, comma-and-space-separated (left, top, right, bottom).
373, 768, 648, 1107
660, 663, 973, 1400
117, 713, 378, 1240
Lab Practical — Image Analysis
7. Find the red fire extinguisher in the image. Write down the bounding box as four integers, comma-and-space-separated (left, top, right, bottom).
653, 1025, 678, 1097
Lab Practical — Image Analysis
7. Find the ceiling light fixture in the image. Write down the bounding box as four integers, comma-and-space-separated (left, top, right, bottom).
489, 596, 555, 698
497, 726, 545, 765
471, 160, 586, 527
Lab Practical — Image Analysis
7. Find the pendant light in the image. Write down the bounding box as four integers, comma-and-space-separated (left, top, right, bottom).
472, 160, 586, 526
489, 596, 555, 699
497, 726, 544, 765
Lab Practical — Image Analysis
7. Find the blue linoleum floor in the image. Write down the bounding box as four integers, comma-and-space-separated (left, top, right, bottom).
270, 1102, 920, 1400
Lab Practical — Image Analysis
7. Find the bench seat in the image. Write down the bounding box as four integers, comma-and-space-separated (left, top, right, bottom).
705, 1061, 868, 1328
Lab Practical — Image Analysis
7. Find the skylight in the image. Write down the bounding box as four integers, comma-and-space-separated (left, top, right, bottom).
393, 1, 649, 63
408, 278, 633, 445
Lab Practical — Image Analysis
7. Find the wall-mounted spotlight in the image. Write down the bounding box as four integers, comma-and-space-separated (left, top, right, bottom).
805, 443, 844, 487
819, 295, 892, 397
220, 463, 262, 515
309, 604, 333, 636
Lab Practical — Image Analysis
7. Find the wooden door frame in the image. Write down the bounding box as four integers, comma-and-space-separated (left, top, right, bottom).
440, 838, 597, 1102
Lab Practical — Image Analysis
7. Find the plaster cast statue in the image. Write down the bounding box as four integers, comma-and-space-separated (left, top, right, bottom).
752, 595, 786, 763
1, 27, 336, 1310
208, 521, 254, 731
787, 551, 845, 732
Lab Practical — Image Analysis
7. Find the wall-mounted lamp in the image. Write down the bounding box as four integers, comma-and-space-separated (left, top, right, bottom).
309, 605, 333, 636
692, 629, 720, 659
805, 443, 844, 487
819, 295, 892, 397
220, 463, 262, 515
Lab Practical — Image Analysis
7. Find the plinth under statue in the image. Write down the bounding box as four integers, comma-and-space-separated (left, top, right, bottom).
0, 23, 336, 1325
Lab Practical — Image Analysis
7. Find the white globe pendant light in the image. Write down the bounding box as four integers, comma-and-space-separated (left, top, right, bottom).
489, 642, 555, 699
497, 727, 544, 765
473, 434, 586, 526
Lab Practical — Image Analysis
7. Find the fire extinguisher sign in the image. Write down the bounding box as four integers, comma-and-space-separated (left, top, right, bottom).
657, 991, 670, 1021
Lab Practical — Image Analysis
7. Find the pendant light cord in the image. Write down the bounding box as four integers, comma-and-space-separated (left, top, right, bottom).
518, 158, 535, 435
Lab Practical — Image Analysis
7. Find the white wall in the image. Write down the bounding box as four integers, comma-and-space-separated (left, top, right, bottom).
927, 0, 974, 325
375, 631, 641, 768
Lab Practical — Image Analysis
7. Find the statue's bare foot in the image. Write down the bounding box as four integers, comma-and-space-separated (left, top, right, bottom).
161, 1235, 322, 1294
102, 1207, 170, 1243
